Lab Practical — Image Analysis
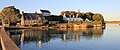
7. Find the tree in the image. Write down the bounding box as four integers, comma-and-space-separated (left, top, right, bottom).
0, 12, 2, 19
85, 12, 94, 21
77, 9, 82, 17
80, 13, 87, 21
60, 11, 64, 16
2, 6, 20, 24
92, 13, 104, 21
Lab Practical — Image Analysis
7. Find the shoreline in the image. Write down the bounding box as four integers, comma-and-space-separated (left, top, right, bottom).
5, 24, 105, 30
106, 21, 120, 24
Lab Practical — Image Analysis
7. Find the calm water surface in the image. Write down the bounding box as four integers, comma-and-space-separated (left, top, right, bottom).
8, 24, 120, 50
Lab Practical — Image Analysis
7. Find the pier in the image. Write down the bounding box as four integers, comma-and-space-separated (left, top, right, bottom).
0, 27, 20, 50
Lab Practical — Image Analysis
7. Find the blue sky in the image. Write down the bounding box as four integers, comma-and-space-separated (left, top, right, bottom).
0, 0, 120, 21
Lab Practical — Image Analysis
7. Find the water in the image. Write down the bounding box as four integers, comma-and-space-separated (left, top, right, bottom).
8, 24, 120, 50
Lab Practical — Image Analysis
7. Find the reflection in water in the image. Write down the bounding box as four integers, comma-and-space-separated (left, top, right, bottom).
0, 43, 2, 50
81, 28, 103, 40
8, 28, 104, 50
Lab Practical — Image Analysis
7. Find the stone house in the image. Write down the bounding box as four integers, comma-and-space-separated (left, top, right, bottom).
21, 11, 43, 26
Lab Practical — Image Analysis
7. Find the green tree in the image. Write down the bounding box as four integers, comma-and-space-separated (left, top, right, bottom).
92, 13, 104, 21
77, 9, 82, 17
2, 6, 20, 23
60, 11, 64, 16
85, 12, 94, 21
81, 13, 87, 21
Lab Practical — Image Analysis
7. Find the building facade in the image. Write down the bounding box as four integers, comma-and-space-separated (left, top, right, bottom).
21, 11, 43, 26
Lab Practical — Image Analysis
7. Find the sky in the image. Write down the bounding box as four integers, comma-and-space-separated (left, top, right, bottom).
0, 0, 120, 21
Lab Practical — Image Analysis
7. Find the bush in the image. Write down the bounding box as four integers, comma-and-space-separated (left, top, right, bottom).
4, 20, 8, 24
82, 20, 91, 24
73, 20, 81, 25
91, 21, 102, 25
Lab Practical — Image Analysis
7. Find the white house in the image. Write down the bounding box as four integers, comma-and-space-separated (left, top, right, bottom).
64, 14, 83, 21
63, 13, 67, 20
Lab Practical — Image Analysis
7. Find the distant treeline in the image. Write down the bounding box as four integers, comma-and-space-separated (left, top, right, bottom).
106, 21, 120, 24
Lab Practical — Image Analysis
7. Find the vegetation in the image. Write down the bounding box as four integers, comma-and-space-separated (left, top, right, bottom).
60, 10, 105, 25
80, 13, 87, 21
1, 6, 21, 24
60, 11, 76, 18
45, 15, 63, 21
92, 13, 104, 21
67, 20, 73, 28
85, 12, 94, 21
73, 20, 81, 25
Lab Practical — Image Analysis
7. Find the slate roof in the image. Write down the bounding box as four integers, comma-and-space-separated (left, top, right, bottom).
23, 13, 42, 20
40, 9, 51, 13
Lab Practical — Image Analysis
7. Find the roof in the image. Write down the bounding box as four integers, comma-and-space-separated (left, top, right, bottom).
23, 13, 42, 16
40, 9, 50, 13
23, 13, 43, 20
